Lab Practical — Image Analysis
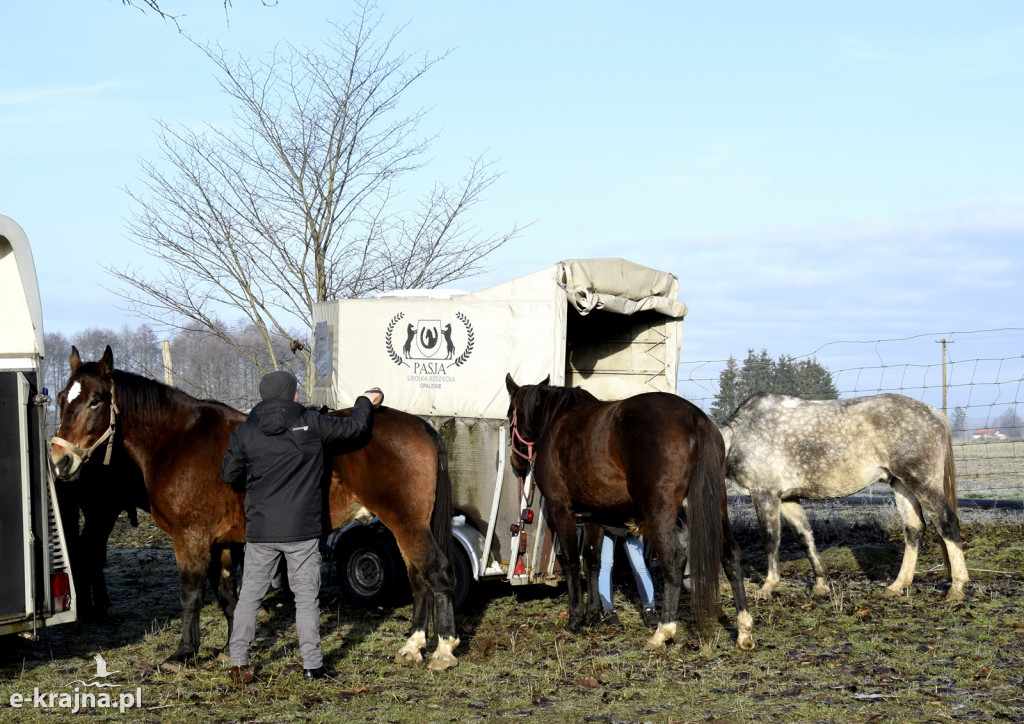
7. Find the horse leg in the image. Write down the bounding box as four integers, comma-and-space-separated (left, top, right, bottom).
720, 509, 755, 651
750, 491, 783, 599
206, 544, 240, 663
885, 480, 926, 598
906, 481, 969, 602
161, 542, 210, 671
395, 562, 429, 665
643, 513, 684, 651
547, 505, 586, 633
779, 500, 829, 596
79, 501, 124, 618
390, 531, 459, 670
580, 522, 605, 628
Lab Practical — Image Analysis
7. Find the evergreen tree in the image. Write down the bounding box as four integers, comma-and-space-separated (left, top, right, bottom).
710, 349, 838, 424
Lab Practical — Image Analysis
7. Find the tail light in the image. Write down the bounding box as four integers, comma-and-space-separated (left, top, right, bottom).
51, 572, 72, 612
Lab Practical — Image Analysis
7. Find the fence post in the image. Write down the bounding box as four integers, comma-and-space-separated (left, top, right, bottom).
161, 340, 174, 387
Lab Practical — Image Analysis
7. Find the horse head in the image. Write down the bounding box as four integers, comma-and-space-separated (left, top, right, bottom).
504, 373, 552, 477
51, 345, 118, 481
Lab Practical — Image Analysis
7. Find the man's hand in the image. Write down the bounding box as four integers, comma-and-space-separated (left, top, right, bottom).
362, 387, 384, 408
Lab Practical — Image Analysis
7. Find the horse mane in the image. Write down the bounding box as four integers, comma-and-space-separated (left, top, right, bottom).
721, 391, 772, 426
111, 369, 240, 428
519, 383, 599, 440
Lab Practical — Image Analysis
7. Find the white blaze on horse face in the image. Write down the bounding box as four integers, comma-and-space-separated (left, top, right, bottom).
67, 381, 82, 404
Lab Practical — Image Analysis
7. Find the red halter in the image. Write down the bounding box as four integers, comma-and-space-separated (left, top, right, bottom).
509, 409, 536, 465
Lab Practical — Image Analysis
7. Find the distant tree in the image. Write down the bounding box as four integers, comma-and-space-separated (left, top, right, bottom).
41, 327, 163, 436
110, 1, 520, 393
709, 348, 839, 424
950, 406, 968, 440
710, 357, 742, 423
170, 322, 302, 410
994, 408, 1023, 439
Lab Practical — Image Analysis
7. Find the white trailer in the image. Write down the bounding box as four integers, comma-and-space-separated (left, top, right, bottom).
0, 215, 77, 637
312, 259, 687, 606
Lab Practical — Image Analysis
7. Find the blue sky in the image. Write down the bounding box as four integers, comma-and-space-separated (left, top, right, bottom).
3, 1, 1022, 413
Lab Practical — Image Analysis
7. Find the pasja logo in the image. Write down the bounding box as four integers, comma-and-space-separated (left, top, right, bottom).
385, 312, 474, 371
8, 654, 143, 714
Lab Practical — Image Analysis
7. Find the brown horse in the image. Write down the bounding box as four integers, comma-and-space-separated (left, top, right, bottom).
505, 374, 754, 651
50, 346, 459, 671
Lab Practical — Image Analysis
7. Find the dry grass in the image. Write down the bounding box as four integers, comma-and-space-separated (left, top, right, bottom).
2, 509, 1023, 723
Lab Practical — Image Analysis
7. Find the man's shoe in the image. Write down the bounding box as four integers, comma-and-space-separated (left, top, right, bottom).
601, 609, 623, 631
303, 666, 335, 681
643, 606, 659, 628
230, 665, 254, 686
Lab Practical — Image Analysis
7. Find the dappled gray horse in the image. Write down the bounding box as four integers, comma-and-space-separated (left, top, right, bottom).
721, 393, 968, 602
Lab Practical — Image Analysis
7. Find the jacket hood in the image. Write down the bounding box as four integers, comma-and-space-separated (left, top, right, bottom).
248, 399, 306, 435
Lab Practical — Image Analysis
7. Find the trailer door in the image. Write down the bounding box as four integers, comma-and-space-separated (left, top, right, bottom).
0, 371, 33, 623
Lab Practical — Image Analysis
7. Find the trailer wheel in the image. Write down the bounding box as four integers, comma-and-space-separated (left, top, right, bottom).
450, 542, 471, 612
336, 526, 401, 606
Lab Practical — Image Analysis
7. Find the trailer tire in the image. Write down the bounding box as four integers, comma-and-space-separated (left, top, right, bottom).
450, 542, 471, 612
336, 526, 402, 607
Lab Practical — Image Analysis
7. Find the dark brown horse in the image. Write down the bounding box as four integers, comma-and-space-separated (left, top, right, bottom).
505, 374, 754, 651
50, 346, 459, 671
53, 451, 149, 619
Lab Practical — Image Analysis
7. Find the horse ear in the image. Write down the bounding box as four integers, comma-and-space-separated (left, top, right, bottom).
540, 375, 550, 386
98, 345, 115, 375
505, 373, 519, 395
69, 346, 82, 372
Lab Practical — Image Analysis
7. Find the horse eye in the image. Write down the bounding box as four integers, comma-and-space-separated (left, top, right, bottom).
88, 398, 102, 409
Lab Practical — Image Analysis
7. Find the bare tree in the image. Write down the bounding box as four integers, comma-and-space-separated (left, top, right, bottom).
120, 0, 255, 29
110, 1, 520, 386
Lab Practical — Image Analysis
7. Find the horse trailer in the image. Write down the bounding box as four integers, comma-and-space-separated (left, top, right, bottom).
312, 259, 688, 606
0, 215, 77, 637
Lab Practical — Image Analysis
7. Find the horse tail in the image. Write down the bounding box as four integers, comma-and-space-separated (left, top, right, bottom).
687, 415, 725, 631
944, 425, 959, 516
423, 419, 454, 570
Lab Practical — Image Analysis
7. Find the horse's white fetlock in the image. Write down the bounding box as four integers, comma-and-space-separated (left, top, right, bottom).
644, 621, 677, 651
736, 610, 755, 651
395, 630, 427, 664
428, 636, 460, 671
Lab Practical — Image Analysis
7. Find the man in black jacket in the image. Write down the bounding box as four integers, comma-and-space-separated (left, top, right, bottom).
220, 370, 382, 684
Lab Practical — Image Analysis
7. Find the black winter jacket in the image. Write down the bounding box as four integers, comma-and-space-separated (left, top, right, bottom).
220, 397, 374, 543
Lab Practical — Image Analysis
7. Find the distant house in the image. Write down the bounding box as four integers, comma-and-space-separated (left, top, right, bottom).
972, 428, 1006, 440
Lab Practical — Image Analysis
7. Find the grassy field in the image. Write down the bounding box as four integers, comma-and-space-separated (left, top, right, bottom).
953, 439, 1024, 499
1, 509, 1023, 723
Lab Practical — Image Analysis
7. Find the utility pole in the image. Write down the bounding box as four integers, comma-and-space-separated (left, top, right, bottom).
936, 338, 953, 417
161, 340, 174, 387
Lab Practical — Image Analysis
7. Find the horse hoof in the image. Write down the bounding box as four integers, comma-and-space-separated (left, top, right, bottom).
736, 634, 756, 651
944, 587, 966, 603
754, 588, 774, 601
811, 584, 830, 597
394, 648, 423, 664
428, 653, 458, 671
882, 585, 904, 599
158, 659, 186, 673
644, 622, 677, 651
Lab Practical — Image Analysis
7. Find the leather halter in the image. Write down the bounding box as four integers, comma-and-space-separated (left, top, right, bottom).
51, 383, 119, 467
509, 409, 536, 467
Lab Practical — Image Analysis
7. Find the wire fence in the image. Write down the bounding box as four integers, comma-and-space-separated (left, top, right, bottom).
678, 328, 1024, 502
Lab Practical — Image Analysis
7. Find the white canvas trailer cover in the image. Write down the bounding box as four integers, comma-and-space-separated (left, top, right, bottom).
312, 259, 687, 591
0, 214, 77, 637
